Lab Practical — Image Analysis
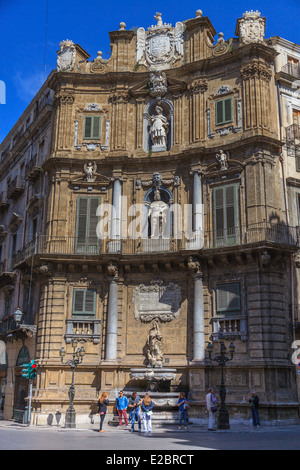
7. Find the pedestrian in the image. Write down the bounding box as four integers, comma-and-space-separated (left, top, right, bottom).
116, 390, 129, 428
177, 392, 189, 430
249, 390, 260, 427
141, 393, 154, 434
128, 391, 142, 432
206, 387, 217, 431
97, 392, 109, 432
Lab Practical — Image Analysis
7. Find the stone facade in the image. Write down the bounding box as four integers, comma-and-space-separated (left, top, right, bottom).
0, 10, 300, 426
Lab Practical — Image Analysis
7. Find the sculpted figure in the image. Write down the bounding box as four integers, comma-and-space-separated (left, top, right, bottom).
148, 190, 169, 238
146, 320, 163, 367
150, 106, 169, 150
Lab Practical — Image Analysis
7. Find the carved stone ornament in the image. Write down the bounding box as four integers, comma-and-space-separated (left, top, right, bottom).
57, 39, 76, 72
206, 32, 231, 57
216, 150, 229, 170
146, 319, 163, 367
136, 13, 184, 70
84, 161, 97, 182
90, 51, 109, 74
106, 261, 118, 278
237, 10, 266, 45
133, 280, 181, 322
149, 71, 168, 98
187, 256, 201, 274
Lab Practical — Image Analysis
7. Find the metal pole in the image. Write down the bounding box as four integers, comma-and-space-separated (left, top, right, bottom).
27, 380, 33, 426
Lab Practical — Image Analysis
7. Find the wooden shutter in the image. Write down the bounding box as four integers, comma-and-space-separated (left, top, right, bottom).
84, 117, 92, 139
84, 116, 101, 139
224, 98, 232, 122
213, 184, 239, 246
216, 101, 224, 125
73, 289, 96, 317
215, 99, 233, 125
217, 283, 241, 315
75, 197, 101, 254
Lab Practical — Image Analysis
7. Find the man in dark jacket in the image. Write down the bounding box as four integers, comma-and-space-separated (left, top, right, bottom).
249, 390, 260, 427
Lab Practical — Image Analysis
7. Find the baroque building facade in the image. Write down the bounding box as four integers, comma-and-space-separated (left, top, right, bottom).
1, 9, 300, 425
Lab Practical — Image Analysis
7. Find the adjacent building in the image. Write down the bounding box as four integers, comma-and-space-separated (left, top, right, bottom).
1, 9, 300, 425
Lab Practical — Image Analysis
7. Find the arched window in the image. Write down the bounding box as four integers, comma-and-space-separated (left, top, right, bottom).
16, 346, 30, 366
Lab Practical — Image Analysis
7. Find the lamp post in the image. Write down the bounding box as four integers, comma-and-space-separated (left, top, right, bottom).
60, 338, 85, 428
13, 307, 23, 326
207, 332, 235, 430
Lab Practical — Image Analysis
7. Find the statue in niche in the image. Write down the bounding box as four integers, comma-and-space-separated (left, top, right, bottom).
150, 105, 169, 151
216, 150, 229, 171
146, 319, 163, 368
84, 161, 97, 181
148, 189, 169, 238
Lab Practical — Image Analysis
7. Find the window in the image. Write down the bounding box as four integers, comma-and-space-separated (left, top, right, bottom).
213, 184, 239, 246
75, 197, 101, 254
83, 116, 101, 140
72, 289, 96, 317
215, 98, 233, 126
23, 285, 34, 325
216, 283, 241, 315
4, 292, 12, 317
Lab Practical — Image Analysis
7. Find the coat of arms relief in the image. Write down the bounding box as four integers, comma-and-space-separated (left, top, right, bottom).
57, 39, 76, 72
136, 13, 184, 70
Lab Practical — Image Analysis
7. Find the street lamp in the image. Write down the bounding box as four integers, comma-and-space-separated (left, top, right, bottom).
13, 307, 23, 326
60, 338, 85, 428
207, 331, 235, 430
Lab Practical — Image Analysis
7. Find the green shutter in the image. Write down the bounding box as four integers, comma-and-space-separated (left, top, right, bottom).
83, 116, 101, 139
73, 289, 96, 317
215, 98, 233, 126
224, 98, 232, 122
213, 184, 239, 246
217, 283, 241, 315
216, 101, 224, 126
75, 197, 101, 254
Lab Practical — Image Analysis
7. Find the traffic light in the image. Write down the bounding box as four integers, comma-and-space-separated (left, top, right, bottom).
21, 360, 37, 380
22, 363, 31, 379
30, 360, 37, 379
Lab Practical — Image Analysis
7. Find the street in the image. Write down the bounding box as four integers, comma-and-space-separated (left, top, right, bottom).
0, 424, 300, 451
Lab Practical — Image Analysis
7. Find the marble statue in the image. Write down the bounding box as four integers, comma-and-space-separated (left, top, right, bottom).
148, 189, 169, 238
150, 105, 169, 151
216, 150, 229, 170
146, 319, 163, 367
84, 161, 97, 181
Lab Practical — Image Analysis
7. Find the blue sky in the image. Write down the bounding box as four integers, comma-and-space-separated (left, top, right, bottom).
0, 0, 299, 144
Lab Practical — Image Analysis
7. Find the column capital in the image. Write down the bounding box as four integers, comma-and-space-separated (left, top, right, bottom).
187, 256, 202, 276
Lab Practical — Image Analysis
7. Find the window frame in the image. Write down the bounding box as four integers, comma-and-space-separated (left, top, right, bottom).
83, 115, 101, 140
215, 98, 233, 126
72, 288, 97, 318
216, 282, 241, 316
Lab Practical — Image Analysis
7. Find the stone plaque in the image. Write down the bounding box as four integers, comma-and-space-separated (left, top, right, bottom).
133, 280, 181, 322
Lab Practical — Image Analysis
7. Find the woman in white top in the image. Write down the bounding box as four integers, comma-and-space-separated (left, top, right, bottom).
206, 388, 217, 431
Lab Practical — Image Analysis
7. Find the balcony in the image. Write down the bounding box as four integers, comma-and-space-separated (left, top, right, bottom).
25, 156, 42, 181
211, 315, 248, 341
0, 259, 15, 288
65, 319, 101, 344
286, 124, 300, 145
7, 176, 25, 200
281, 63, 300, 79
11, 222, 300, 267
0, 192, 9, 212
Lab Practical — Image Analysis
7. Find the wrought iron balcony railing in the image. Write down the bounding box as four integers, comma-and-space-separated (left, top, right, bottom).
281, 63, 300, 79
11, 222, 300, 267
286, 124, 300, 144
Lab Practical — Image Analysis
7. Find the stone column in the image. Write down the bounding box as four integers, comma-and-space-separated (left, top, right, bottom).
193, 171, 203, 233
109, 178, 122, 252
188, 79, 208, 144
105, 262, 119, 361
193, 273, 205, 361
187, 257, 205, 361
